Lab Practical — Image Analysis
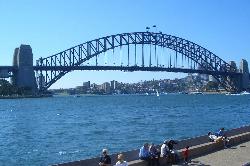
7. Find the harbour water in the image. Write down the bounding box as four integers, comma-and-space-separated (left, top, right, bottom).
0, 94, 250, 166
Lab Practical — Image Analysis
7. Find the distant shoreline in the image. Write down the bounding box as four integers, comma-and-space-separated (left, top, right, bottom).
0, 94, 52, 99
53, 91, 229, 96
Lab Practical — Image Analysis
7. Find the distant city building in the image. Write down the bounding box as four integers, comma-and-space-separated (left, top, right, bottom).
110, 80, 118, 90
228, 61, 237, 72
197, 64, 209, 82
101, 82, 111, 94
91, 83, 97, 88
75, 86, 84, 93
83, 81, 90, 89
82, 81, 91, 92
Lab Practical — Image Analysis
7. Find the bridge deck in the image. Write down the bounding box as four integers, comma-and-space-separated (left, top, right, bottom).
0, 65, 244, 77
0, 65, 243, 76
33, 66, 241, 76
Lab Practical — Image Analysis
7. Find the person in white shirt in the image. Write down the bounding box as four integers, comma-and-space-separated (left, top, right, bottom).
208, 132, 219, 141
161, 140, 169, 157
114, 153, 128, 166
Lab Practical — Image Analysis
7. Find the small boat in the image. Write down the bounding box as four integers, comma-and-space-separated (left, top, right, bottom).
226, 93, 240, 96
241, 91, 250, 95
74, 95, 81, 98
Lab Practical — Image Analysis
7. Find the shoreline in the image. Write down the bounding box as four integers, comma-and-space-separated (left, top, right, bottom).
0, 94, 53, 99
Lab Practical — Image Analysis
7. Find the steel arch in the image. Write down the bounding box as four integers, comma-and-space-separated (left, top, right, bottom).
36, 32, 237, 91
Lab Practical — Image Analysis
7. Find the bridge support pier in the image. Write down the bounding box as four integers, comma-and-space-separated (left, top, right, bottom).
239, 59, 250, 91
226, 59, 250, 92
11, 45, 37, 93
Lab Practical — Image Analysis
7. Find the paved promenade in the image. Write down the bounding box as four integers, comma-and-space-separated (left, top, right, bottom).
184, 141, 250, 166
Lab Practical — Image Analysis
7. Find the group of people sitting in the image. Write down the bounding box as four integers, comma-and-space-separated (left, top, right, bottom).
99, 127, 229, 166
99, 140, 182, 166
139, 139, 183, 166
207, 127, 230, 148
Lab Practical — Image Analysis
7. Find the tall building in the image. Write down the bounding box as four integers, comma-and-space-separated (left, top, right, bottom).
81, 81, 91, 93
228, 61, 237, 72
83, 81, 90, 89
101, 82, 111, 94
110, 80, 118, 90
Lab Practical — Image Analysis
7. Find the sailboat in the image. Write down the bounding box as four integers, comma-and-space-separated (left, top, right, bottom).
156, 90, 160, 97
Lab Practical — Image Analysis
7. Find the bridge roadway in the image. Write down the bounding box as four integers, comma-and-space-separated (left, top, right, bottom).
0, 65, 243, 76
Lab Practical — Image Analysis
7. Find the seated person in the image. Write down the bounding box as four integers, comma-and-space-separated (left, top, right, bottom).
161, 140, 169, 157
139, 143, 152, 166
216, 128, 230, 147
167, 140, 179, 164
208, 132, 220, 142
215, 128, 225, 137
99, 149, 111, 166
149, 143, 160, 166
115, 153, 128, 166
208, 129, 230, 148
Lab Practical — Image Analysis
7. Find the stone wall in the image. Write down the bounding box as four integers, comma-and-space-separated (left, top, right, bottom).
52, 125, 250, 166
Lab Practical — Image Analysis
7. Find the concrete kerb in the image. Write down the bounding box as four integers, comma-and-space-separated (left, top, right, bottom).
128, 131, 250, 166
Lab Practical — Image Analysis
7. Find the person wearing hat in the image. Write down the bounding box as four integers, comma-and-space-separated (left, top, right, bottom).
99, 149, 111, 166
115, 153, 128, 166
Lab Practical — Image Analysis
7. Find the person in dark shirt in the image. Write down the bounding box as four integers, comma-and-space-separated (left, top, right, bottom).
167, 140, 177, 151
167, 140, 178, 164
99, 149, 111, 166
149, 143, 160, 166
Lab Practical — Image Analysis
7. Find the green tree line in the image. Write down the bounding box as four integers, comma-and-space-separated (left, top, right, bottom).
0, 79, 32, 96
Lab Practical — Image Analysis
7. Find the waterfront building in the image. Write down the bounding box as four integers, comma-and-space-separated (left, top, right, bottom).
101, 82, 111, 94
82, 81, 91, 92
110, 80, 118, 90
83, 81, 90, 89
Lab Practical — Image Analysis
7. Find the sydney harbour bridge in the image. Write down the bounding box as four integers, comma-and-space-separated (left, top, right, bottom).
0, 31, 249, 92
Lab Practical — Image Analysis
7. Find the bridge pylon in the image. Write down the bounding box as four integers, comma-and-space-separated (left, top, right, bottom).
239, 59, 250, 91
11, 45, 37, 93
224, 59, 250, 92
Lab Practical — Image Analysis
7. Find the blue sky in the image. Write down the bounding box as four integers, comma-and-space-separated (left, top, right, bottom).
0, 0, 250, 89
